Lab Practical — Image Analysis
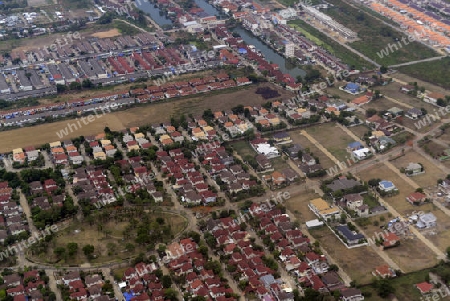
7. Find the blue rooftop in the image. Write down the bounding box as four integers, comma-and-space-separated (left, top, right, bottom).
344, 82, 360, 93
379, 180, 394, 189
348, 141, 362, 149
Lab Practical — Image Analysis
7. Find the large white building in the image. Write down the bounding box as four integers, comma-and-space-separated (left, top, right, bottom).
285, 43, 295, 58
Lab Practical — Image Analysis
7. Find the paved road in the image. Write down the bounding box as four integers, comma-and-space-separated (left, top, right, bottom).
388, 56, 447, 68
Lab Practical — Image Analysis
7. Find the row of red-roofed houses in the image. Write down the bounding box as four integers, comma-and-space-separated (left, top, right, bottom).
121, 261, 161, 301
164, 237, 237, 301
0, 181, 28, 240
156, 148, 218, 206
61, 270, 114, 301
208, 215, 294, 300
3, 270, 54, 301
248, 203, 365, 300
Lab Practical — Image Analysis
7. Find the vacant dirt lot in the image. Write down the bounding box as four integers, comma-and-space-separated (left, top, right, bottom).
390, 150, 445, 188
289, 130, 335, 169
357, 213, 438, 273
305, 123, 355, 162
91, 29, 121, 38
0, 84, 292, 152
308, 227, 387, 285
348, 124, 369, 139
357, 163, 419, 215
285, 190, 321, 222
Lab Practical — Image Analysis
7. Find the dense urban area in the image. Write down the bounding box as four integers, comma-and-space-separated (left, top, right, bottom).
0, 0, 450, 300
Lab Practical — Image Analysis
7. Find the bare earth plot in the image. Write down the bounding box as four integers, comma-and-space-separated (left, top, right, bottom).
304, 123, 355, 162
91, 29, 121, 38
0, 85, 292, 152
425, 208, 450, 253
308, 227, 386, 285
289, 130, 335, 169
357, 163, 420, 214
362, 97, 408, 113
348, 124, 370, 140
285, 190, 322, 222
27, 0, 49, 6
379, 82, 437, 113
390, 150, 445, 188
358, 214, 438, 273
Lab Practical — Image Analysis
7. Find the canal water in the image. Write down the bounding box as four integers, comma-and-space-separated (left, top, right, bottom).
233, 26, 306, 77
137, 0, 306, 77
135, 0, 173, 26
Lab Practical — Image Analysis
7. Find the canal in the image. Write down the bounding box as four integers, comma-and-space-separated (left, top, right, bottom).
233, 26, 306, 77
135, 0, 173, 26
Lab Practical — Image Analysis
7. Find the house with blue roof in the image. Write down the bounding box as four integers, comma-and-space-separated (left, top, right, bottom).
336, 225, 366, 246
347, 141, 363, 151
379, 180, 397, 192
341, 82, 364, 95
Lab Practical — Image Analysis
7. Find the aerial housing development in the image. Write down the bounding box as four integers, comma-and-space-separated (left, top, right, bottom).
0, 0, 449, 300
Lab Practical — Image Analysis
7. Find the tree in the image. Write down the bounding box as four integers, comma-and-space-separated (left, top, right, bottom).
380, 65, 388, 74
366, 108, 377, 117
82, 244, 95, 259
162, 275, 172, 288
54, 247, 65, 258
56, 84, 68, 93
375, 279, 395, 298
67, 242, 78, 256
82, 79, 93, 88
69, 81, 82, 90
163, 288, 178, 301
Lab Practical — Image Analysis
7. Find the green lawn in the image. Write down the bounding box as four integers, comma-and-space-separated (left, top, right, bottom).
231, 140, 257, 158
323, 0, 438, 66
287, 19, 374, 70
398, 57, 450, 89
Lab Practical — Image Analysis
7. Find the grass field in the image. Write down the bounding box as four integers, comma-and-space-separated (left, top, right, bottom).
390, 150, 445, 188
362, 268, 450, 301
398, 57, 450, 90
362, 97, 407, 113
285, 190, 322, 222
304, 123, 354, 162
0, 84, 291, 152
287, 19, 374, 70
289, 130, 335, 169
230, 140, 257, 158
324, 0, 438, 66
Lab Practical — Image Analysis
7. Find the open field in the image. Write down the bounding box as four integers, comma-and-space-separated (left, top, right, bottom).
398, 57, 450, 90
28, 211, 187, 265
378, 82, 436, 113
231, 140, 257, 158
357, 214, 438, 273
0, 84, 292, 152
91, 28, 121, 39
362, 97, 408, 113
425, 208, 450, 253
285, 190, 322, 222
357, 163, 420, 215
270, 156, 290, 172
287, 19, 374, 70
362, 267, 450, 301
308, 226, 386, 285
392, 72, 450, 95
289, 130, 335, 169
348, 125, 370, 139
324, 0, 438, 66
390, 150, 445, 188
304, 123, 354, 162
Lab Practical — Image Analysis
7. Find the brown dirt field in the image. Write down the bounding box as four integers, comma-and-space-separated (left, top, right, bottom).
426, 208, 450, 253
305, 123, 355, 162
91, 29, 121, 39
289, 130, 335, 169
348, 124, 370, 140
0, 84, 292, 152
393, 73, 449, 96
378, 82, 437, 113
357, 163, 419, 215
389, 150, 445, 188
308, 226, 387, 285
358, 215, 438, 272
362, 97, 407, 113
285, 190, 320, 222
